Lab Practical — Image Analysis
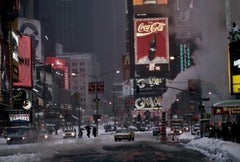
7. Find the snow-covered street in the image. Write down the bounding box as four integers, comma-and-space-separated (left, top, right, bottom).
0, 125, 240, 162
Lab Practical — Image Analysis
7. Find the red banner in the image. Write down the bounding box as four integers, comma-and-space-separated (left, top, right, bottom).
13, 36, 32, 88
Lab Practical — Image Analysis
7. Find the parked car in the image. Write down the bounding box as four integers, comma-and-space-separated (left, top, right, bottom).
128, 125, 138, 131
104, 124, 116, 132
114, 129, 135, 141
152, 126, 161, 136
4, 126, 38, 145
63, 129, 77, 138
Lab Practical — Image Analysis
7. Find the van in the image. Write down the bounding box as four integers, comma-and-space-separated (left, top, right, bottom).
4, 126, 38, 145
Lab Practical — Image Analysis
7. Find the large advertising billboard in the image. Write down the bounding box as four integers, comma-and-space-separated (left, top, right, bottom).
229, 43, 240, 94
174, 0, 201, 40
134, 17, 169, 77
13, 36, 32, 88
18, 17, 43, 61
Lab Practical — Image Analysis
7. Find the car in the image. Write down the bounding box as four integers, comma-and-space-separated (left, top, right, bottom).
38, 130, 50, 140
152, 126, 161, 136
104, 124, 116, 132
4, 126, 38, 145
114, 128, 135, 141
128, 125, 138, 131
171, 126, 183, 135
182, 123, 190, 133
63, 129, 77, 138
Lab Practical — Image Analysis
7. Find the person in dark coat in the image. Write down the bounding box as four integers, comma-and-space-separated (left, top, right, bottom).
92, 126, 97, 137
85, 125, 91, 138
231, 122, 237, 142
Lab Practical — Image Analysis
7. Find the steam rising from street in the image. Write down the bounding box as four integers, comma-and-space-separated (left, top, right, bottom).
162, 0, 231, 112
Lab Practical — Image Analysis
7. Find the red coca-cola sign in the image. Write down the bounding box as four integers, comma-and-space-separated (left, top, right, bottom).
134, 17, 169, 65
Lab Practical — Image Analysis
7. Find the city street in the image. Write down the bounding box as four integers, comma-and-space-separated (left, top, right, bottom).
0, 127, 210, 162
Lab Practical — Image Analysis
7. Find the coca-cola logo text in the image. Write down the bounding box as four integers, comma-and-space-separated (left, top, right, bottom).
137, 22, 165, 34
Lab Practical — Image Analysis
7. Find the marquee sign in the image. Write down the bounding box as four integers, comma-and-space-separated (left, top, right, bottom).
212, 106, 240, 115
212, 100, 240, 115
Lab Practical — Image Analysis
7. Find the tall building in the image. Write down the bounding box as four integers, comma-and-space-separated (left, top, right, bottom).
57, 53, 100, 115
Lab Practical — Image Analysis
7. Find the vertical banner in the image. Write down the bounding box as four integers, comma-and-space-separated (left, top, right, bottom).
0, 38, 11, 106
13, 36, 32, 88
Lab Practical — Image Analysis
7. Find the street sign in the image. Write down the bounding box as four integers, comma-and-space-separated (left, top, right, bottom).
88, 82, 95, 94
97, 81, 104, 93
88, 81, 104, 94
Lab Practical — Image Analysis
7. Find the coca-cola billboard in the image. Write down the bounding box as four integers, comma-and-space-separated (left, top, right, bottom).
134, 17, 169, 77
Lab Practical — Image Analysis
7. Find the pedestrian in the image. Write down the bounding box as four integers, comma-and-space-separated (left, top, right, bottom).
92, 126, 97, 137
230, 122, 237, 142
85, 125, 91, 138
222, 122, 229, 141
236, 124, 240, 143
55, 125, 59, 135
80, 128, 83, 138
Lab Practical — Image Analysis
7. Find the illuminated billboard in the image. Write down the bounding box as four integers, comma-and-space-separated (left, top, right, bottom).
133, 0, 168, 6
13, 36, 32, 88
45, 57, 65, 71
45, 57, 69, 90
134, 17, 169, 77
229, 43, 240, 94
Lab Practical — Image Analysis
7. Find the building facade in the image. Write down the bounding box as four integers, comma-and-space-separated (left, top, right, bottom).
57, 53, 100, 116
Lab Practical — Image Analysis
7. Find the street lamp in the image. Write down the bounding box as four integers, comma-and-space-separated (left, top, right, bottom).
87, 70, 120, 136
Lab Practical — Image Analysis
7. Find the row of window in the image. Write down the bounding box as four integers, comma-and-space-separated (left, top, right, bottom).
71, 68, 86, 74
67, 62, 86, 67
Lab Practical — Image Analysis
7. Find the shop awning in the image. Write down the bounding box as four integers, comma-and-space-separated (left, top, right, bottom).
212, 100, 240, 115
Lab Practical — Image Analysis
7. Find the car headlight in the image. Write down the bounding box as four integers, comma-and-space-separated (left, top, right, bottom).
44, 135, 48, 139
179, 130, 182, 134
6, 137, 11, 141
71, 132, 75, 136
22, 137, 26, 140
63, 134, 66, 136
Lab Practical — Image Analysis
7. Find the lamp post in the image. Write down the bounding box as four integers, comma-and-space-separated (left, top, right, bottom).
87, 70, 120, 136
